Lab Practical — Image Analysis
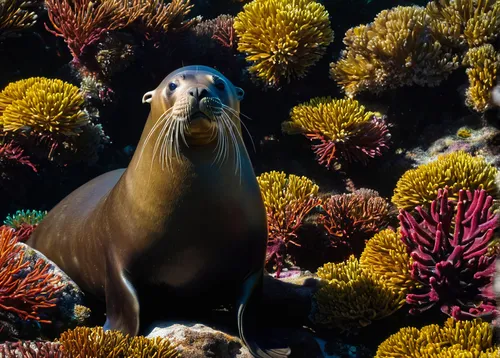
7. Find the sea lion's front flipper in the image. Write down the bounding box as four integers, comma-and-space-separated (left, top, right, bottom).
238, 269, 291, 358
103, 247, 140, 336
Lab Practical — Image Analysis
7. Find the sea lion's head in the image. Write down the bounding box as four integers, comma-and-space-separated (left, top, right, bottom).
142, 65, 245, 147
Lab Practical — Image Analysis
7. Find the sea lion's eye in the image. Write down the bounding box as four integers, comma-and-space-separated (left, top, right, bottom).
168, 83, 177, 91
215, 80, 225, 91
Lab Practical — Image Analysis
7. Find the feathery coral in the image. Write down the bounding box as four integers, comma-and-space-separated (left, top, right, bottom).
318, 189, 390, 256
330, 6, 459, 97
0, 0, 39, 39
233, 0, 333, 87
312, 256, 406, 330
58, 326, 180, 357
0, 226, 62, 323
375, 317, 498, 357
426, 0, 500, 48
0, 141, 36, 172
360, 228, 417, 295
462, 44, 500, 113
392, 151, 498, 210
282, 97, 390, 169
399, 188, 498, 319
257, 170, 320, 277
0, 77, 89, 136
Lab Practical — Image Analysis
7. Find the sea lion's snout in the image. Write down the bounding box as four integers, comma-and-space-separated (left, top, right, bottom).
185, 86, 223, 122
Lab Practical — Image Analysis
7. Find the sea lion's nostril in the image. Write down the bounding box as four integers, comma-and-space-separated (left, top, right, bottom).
188, 88, 208, 101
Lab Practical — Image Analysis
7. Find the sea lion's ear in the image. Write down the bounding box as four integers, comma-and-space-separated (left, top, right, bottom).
235, 87, 245, 101
142, 90, 154, 104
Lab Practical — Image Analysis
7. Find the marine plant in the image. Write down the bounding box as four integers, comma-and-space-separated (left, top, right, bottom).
391, 151, 498, 210
0, 0, 40, 40
58, 326, 180, 357
399, 188, 498, 320
359, 228, 417, 295
375, 317, 499, 357
330, 6, 459, 97
311, 255, 406, 330
257, 170, 321, 277
462, 44, 500, 113
318, 189, 390, 257
233, 0, 333, 87
426, 0, 500, 48
282, 97, 390, 169
0, 141, 37, 172
0, 340, 65, 357
0, 226, 62, 323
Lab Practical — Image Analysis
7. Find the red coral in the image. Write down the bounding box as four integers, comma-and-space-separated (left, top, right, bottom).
398, 188, 498, 320
13, 223, 36, 243
211, 15, 236, 49
0, 226, 62, 323
0, 340, 66, 357
0, 141, 37, 172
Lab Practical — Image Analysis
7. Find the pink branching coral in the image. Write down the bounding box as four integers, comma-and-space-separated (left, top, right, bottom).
398, 187, 499, 320
0, 141, 37, 172
210, 15, 236, 49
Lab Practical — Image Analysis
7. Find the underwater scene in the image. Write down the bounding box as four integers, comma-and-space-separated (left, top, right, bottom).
0, 0, 499, 356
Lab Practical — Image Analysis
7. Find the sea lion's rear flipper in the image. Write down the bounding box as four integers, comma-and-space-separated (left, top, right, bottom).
103, 247, 140, 336
237, 269, 291, 358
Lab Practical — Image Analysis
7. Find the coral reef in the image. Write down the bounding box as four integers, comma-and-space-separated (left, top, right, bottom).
282, 97, 390, 169
375, 317, 498, 357
330, 6, 459, 97
192, 14, 237, 50
0, 340, 65, 357
399, 188, 498, 320
257, 171, 321, 277
462, 44, 500, 113
3, 209, 46, 243
233, 0, 333, 87
311, 256, 406, 331
392, 151, 498, 210
0, 0, 40, 40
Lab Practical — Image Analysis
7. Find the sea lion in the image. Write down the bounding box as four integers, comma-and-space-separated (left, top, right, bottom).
27, 65, 289, 358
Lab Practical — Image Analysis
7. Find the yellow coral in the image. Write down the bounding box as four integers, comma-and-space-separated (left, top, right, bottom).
312, 256, 406, 330
0, 0, 39, 39
426, 0, 500, 48
392, 151, 498, 210
359, 228, 417, 294
462, 44, 500, 112
456, 127, 472, 138
233, 0, 333, 87
330, 6, 459, 97
375, 317, 498, 357
0, 77, 88, 136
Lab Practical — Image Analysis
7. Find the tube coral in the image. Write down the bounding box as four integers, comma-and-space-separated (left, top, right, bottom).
399, 188, 498, 320
462, 44, 500, 113
282, 97, 390, 169
330, 6, 459, 97
375, 317, 498, 357
318, 189, 390, 257
233, 0, 333, 87
257, 171, 321, 277
392, 151, 498, 211
0, 0, 40, 40
311, 256, 406, 330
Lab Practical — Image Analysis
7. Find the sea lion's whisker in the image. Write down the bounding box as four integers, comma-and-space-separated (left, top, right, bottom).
219, 112, 242, 178
157, 114, 175, 172
221, 107, 256, 152
222, 104, 253, 122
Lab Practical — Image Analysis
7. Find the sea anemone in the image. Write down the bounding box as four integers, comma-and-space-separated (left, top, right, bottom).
311, 255, 406, 330
375, 317, 498, 357
330, 6, 459, 97
233, 0, 334, 87
257, 170, 321, 277
391, 151, 498, 210
282, 97, 390, 169
462, 44, 500, 113
4, 209, 46, 229
399, 188, 498, 320
0, 0, 40, 40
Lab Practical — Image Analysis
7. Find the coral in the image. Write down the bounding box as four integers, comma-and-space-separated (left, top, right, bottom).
375, 317, 498, 357
318, 189, 390, 257
392, 151, 498, 210
0, 77, 89, 137
0, 141, 37, 172
330, 6, 459, 97
282, 97, 390, 169
462, 44, 500, 113
0, 226, 62, 323
457, 127, 472, 138
0, 340, 66, 357
58, 326, 180, 357
359, 228, 417, 295
95, 32, 137, 78
399, 188, 498, 320
233, 0, 333, 87
0, 0, 40, 40
426, 0, 500, 48
311, 256, 406, 330
4, 209, 46, 229
257, 171, 321, 277
193, 14, 236, 49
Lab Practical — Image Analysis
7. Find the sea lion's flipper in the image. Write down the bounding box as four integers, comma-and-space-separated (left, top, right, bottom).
238, 269, 291, 358
103, 248, 140, 336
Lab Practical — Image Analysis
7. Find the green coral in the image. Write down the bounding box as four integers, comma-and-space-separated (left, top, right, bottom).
4, 209, 47, 229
